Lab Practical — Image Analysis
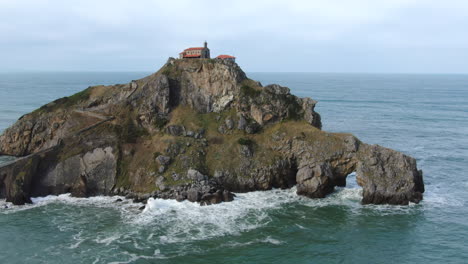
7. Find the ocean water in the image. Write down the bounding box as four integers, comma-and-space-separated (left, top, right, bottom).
1, 72, 468, 263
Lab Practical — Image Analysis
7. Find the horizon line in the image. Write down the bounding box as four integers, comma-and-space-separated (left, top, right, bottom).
0, 70, 467, 75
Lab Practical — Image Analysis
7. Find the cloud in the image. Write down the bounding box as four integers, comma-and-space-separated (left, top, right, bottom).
0, 0, 467, 72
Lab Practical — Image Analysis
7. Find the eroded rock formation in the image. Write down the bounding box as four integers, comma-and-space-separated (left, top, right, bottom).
0, 58, 424, 205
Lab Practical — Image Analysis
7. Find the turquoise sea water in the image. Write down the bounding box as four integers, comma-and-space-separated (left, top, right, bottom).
0, 72, 467, 263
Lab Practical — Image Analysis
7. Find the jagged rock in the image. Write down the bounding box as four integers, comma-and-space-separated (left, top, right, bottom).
264, 84, 290, 95
237, 114, 247, 130
155, 176, 167, 191
166, 125, 185, 136
239, 145, 253, 157
187, 188, 201, 202
245, 123, 260, 134
225, 118, 234, 130
213, 95, 234, 112
218, 125, 227, 134
176, 192, 187, 202
71, 174, 88, 198
186, 130, 195, 137
296, 163, 334, 198
156, 155, 171, 166
223, 190, 235, 202
356, 144, 424, 205
187, 169, 207, 182
214, 170, 224, 178
200, 191, 222, 206
166, 142, 184, 156
301, 98, 322, 129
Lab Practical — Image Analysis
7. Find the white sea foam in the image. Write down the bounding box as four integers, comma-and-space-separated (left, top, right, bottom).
261, 236, 283, 245
30, 193, 134, 208
95, 234, 121, 246
222, 236, 284, 248
0, 182, 428, 252
135, 186, 369, 245
68, 231, 85, 249
423, 192, 464, 208
0, 193, 141, 217
137, 188, 300, 243
107, 250, 167, 264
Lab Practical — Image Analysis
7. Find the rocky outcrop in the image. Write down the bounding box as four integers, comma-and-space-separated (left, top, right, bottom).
35, 146, 117, 197
0, 58, 424, 205
356, 144, 424, 204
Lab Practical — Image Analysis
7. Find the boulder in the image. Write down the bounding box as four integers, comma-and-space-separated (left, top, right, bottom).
166, 125, 185, 136
223, 190, 235, 202
356, 144, 424, 205
155, 176, 167, 191
237, 114, 247, 130
239, 145, 253, 157
264, 84, 290, 95
200, 191, 223, 206
296, 163, 334, 198
156, 155, 171, 166
225, 118, 234, 130
187, 188, 201, 202
187, 169, 207, 182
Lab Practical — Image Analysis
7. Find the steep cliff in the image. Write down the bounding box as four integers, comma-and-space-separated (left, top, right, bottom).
0, 58, 424, 205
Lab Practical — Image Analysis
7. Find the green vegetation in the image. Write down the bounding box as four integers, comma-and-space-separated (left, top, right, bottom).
116, 158, 131, 188
161, 64, 182, 77
152, 151, 162, 160
121, 116, 149, 143
31, 87, 92, 116
64, 88, 91, 107
240, 84, 261, 97
237, 137, 254, 146
153, 116, 168, 130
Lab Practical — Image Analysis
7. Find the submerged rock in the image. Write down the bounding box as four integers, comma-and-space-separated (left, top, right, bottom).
0, 58, 423, 206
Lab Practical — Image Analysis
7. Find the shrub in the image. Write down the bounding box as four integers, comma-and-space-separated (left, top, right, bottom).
154, 116, 168, 129
240, 85, 261, 97
237, 138, 254, 146
122, 116, 148, 143
209, 137, 224, 145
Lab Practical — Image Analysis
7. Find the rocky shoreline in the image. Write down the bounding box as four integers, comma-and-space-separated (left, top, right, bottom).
0, 58, 424, 206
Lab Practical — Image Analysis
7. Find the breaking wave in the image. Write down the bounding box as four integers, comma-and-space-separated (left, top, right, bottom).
0, 183, 438, 261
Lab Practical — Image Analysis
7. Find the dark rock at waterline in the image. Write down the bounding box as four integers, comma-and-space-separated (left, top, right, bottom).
296, 163, 335, 198
187, 188, 201, 202
200, 191, 222, 206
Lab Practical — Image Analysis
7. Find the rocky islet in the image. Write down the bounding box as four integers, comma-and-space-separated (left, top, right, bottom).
0, 58, 424, 206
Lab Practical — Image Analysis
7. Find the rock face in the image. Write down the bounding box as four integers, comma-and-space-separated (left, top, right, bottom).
0, 58, 424, 205
356, 144, 424, 204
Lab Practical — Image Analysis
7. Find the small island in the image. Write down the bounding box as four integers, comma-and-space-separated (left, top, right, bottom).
0, 56, 424, 206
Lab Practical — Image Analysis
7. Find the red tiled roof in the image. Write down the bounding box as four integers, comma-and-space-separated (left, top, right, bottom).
183, 54, 201, 58
184, 47, 204, 51
216, 55, 236, 59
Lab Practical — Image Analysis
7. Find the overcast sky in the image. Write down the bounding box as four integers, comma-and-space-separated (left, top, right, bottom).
1, 0, 468, 73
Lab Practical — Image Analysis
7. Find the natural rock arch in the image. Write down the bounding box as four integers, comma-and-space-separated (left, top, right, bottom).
294, 138, 424, 205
